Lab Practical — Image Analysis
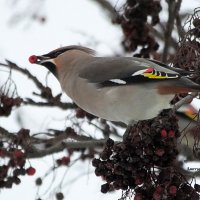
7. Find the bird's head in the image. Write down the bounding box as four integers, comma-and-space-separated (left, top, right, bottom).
28, 45, 95, 77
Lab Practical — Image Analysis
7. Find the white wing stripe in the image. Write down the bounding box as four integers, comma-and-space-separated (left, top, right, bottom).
131, 69, 147, 76
110, 79, 127, 84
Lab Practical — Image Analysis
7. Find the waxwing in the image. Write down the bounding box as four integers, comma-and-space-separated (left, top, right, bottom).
29, 45, 200, 125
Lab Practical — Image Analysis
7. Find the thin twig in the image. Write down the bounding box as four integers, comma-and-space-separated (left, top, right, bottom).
2, 60, 45, 90
148, 24, 178, 50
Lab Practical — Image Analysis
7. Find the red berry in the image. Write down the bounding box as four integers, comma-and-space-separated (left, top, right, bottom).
135, 177, 143, 185
13, 149, 24, 158
26, 167, 36, 176
134, 194, 142, 200
169, 185, 177, 195
168, 130, 175, 138
0, 149, 6, 157
155, 149, 165, 157
29, 55, 38, 64
153, 191, 161, 200
61, 156, 70, 165
161, 129, 167, 138
155, 186, 163, 193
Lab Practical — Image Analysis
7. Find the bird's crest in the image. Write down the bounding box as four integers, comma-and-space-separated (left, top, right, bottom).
42, 45, 96, 58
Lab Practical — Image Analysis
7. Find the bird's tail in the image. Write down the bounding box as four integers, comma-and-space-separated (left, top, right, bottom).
157, 77, 200, 94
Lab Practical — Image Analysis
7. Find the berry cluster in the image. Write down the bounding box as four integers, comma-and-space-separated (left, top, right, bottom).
116, 0, 161, 57
0, 128, 36, 189
93, 110, 200, 199
172, 9, 200, 79
0, 95, 22, 116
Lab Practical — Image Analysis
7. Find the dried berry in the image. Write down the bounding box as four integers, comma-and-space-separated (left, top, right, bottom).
153, 191, 161, 200
101, 183, 110, 193
155, 149, 165, 157
106, 138, 114, 147
13, 149, 24, 159
35, 178, 42, 186
92, 158, 101, 167
76, 108, 86, 118
13, 176, 21, 185
0, 149, 6, 157
168, 185, 177, 195
193, 18, 200, 27
56, 192, 64, 200
134, 194, 142, 200
61, 156, 70, 165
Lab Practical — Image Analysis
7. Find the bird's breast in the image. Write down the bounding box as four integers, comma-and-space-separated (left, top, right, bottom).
61, 76, 174, 124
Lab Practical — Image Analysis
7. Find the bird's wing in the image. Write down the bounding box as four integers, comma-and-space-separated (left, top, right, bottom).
79, 57, 181, 88
148, 59, 195, 76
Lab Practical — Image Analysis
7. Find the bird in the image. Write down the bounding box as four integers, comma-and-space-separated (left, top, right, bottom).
28, 45, 200, 125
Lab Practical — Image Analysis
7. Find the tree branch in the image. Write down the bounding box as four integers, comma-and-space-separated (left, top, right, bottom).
27, 139, 106, 158
162, 0, 182, 62
176, 13, 185, 39
0, 126, 107, 159
23, 99, 76, 110
93, 0, 118, 21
